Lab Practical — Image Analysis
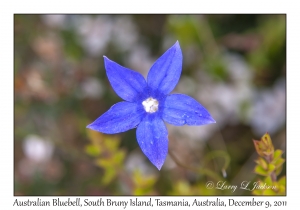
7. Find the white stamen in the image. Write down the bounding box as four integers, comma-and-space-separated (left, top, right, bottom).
142, 97, 159, 113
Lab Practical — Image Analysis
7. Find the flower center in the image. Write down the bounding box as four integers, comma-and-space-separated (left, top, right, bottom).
142, 97, 159, 113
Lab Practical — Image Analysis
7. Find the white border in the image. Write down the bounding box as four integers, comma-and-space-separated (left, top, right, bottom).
2, 0, 299, 209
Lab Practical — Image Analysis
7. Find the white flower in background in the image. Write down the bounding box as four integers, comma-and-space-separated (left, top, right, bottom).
22, 134, 54, 163
127, 45, 155, 78
42, 15, 66, 29
19, 135, 63, 180
76, 15, 113, 56
250, 79, 286, 135
112, 16, 138, 52
78, 77, 104, 99
170, 52, 254, 141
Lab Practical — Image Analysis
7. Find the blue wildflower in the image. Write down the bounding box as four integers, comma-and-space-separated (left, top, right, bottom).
87, 41, 215, 170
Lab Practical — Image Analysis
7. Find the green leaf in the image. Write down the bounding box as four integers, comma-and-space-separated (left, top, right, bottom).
254, 165, 268, 176
264, 176, 273, 185
275, 165, 283, 176
133, 188, 145, 196
101, 168, 117, 185
132, 169, 157, 195
272, 158, 285, 169
97, 158, 111, 168
252, 189, 263, 195
104, 137, 121, 151
255, 157, 268, 170
273, 149, 283, 160
61, 29, 84, 60
278, 185, 286, 195
278, 176, 286, 186
85, 144, 101, 157
113, 151, 125, 165
253, 133, 274, 157
267, 164, 276, 173
262, 189, 276, 195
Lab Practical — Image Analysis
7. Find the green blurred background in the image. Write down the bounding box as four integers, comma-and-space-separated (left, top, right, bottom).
14, 14, 286, 195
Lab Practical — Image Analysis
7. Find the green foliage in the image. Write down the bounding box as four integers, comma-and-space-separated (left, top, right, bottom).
252, 133, 285, 195
247, 15, 286, 87
167, 15, 229, 81
85, 130, 125, 185
169, 180, 219, 196
132, 170, 157, 195
60, 29, 84, 60
85, 130, 159, 195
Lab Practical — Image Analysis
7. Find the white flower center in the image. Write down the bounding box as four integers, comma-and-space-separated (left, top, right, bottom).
142, 97, 159, 113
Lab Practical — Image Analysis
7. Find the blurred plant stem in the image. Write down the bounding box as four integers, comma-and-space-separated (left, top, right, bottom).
202, 150, 230, 178
168, 150, 224, 181
191, 15, 220, 57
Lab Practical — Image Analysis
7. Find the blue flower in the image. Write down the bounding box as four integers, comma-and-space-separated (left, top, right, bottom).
87, 41, 215, 170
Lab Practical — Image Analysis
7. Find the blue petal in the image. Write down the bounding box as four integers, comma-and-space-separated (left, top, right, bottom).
147, 41, 183, 95
136, 115, 168, 170
87, 102, 144, 134
162, 94, 216, 126
104, 56, 148, 102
